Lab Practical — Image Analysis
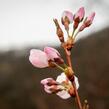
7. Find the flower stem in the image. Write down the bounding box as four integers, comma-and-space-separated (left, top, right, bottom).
73, 82, 82, 109
73, 30, 79, 40
63, 63, 68, 68
62, 47, 82, 109
66, 29, 70, 37
52, 62, 65, 72
71, 28, 76, 37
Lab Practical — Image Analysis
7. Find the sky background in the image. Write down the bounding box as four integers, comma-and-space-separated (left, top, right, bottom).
0, 0, 109, 51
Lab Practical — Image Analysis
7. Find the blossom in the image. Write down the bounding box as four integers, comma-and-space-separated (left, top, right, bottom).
73, 7, 85, 29
29, 47, 63, 68
79, 12, 95, 32
84, 12, 95, 27
61, 11, 73, 24
41, 73, 79, 99
74, 7, 85, 22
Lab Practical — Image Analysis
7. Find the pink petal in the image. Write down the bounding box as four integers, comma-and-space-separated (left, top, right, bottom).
87, 12, 95, 23
56, 73, 79, 99
29, 49, 49, 68
62, 11, 73, 23
44, 87, 52, 94
81, 12, 95, 28
41, 78, 54, 85
56, 90, 71, 99
44, 47, 60, 60
56, 73, 67, 83
44, 85, 57, 93
74, 76, 79, 89
74, 7, 85, 21
79, 24, 86, 31
56, 73, 79, 89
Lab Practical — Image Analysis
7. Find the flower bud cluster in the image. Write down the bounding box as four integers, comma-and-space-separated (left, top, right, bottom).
62, 7, 95, 32
54, 7, 95, 51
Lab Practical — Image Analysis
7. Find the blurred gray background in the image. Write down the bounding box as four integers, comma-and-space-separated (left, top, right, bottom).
0, 0, 109, 109
0, 0, 109, 50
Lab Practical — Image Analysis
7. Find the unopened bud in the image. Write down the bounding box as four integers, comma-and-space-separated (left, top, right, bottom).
53, 19, 64, 42
65, 67, 74, 81
74, 7, 85, 22
62, 11, 73, 24
73, 21, 79, 30
61, 16, 69, 31
73, 7, 85, 29
83, 100, 89, 109
84, 12, 95, 27
79, 23, 86, 32
61, 11, 73, 31
79, 12, 95, 32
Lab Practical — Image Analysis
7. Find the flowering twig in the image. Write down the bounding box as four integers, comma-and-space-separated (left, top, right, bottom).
29, 7, 95, 109
54, 7, 95, 109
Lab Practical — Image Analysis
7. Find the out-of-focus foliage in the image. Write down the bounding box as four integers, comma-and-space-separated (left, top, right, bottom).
0, 27, 109, 109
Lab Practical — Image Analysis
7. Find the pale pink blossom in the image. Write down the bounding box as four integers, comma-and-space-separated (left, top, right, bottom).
74, 7, 85, 22
41, 73, 79, 99
29, 47, 63, 68
62, 11, 73, 23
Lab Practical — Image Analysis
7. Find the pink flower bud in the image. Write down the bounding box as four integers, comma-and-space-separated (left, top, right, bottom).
86, 12, 95, 23
79, 12, 95, 32
79, 24, 86, 32
29, 49, 49, 68
62, 11, 73, 23
74, 7, 85, 22
85, 12, 95, 27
